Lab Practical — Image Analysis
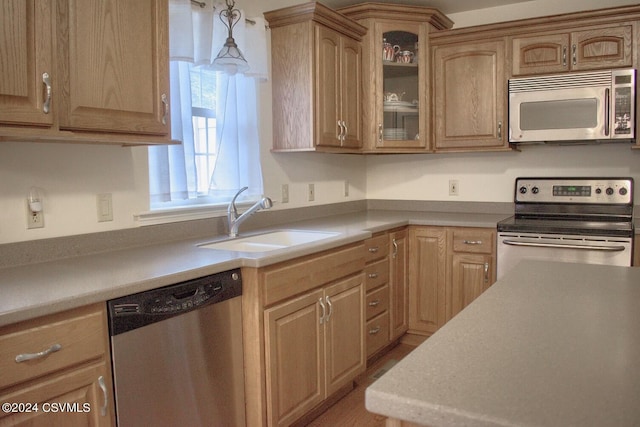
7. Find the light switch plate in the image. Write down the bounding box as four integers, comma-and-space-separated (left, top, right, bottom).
97, 193, 113, 222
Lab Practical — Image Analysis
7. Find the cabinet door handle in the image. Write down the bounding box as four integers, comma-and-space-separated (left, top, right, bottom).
392, 238, 398, 258
368, 247, 379, 253
325, 296, 333, 322
497, 121, 502, 139
15, 343, 62, 363
342, 121, 348, 141
463, 240, 483, 245
484, 262, 489, 283
319, 297, 326, 324
572, 44, 577, 65
562, 45, 567, 67
368, 299, 381, 307
378, 124, 383, 143
369, 326, 381, 335
42, 72, 52, 114
98, 376, 108, 417
161, 93, 169, 125
368, 272, 378, 279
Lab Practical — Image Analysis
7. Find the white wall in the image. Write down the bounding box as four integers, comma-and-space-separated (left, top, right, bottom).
0, 0, 637, 244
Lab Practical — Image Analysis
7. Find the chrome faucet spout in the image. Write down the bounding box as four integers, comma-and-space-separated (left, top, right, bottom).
227, 187, 272, 238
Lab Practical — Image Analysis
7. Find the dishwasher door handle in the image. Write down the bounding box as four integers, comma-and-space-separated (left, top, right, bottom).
502, 239, 627, 252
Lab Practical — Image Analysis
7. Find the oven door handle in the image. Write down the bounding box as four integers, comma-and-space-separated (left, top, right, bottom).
501, 239, 627, 252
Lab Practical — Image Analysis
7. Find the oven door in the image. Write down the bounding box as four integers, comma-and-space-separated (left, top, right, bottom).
497, 232, 632, 280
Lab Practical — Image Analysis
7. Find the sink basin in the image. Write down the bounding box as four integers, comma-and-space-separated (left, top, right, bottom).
198, 230, 341, 253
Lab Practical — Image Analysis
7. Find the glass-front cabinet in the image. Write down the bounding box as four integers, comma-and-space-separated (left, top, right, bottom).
381, 29, 420, 146
339, 4, 453, 152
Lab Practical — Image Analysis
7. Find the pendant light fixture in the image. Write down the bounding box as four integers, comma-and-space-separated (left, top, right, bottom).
212, 0, 249, 74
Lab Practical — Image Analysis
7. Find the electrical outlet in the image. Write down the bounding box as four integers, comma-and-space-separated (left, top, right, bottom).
344, 181, 349, 197
26, 202, 44, 229
97, 193, 113, 222
449, 180, 459, 196
308, 183, 315, 201
281, 184, 289, 203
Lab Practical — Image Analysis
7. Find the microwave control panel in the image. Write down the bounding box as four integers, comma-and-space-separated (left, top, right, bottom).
613, 69, 635, 137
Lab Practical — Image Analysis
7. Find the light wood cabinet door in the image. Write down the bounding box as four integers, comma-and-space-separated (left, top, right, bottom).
264, 289, 325, 427
512, 24, 633, 75
57, 0, 170, 135
389, 229, 409, 340
433, 39, 507, 151
408, 227, 447, 335
315, 25, 362, 149
324, 275, 365, 395
0, 363, 112, 427
340, 35, 363, 148
450, 253, 494, 319
0, 0, 53, 127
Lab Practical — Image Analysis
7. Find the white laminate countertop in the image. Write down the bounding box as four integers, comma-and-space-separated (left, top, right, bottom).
0, 210, 508, 327
366, 260, 640, 427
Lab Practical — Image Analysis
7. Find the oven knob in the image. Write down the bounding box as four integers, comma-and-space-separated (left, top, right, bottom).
606, 187, 614, 196
619, 187, 628, 196
595, 188, 602, 194
519, 186, 527, 194
531, 186, 539, 194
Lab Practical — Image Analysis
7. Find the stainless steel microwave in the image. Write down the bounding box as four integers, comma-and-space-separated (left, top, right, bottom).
509, 68, 635, 143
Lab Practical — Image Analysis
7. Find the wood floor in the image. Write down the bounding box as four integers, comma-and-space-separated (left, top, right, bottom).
306, 343, 416, 427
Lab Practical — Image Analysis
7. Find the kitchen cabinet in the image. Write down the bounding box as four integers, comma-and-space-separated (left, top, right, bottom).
265, 3, 366, 152
409, 226, 496, 336
0, 303, 115, 426
432, 39, 510, 151
364, 234, 391, 358
511, 24, 633, 76
242, 242, 366, 427
389, 229, 409, 340
0, 0, 172, 145
339, 4, 453, 152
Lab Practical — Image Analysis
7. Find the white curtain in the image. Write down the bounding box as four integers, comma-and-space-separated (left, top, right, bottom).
149, 0, 268, 206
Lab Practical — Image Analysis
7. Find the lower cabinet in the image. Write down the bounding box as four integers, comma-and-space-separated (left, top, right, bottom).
264, 274, 365, 427
409, 226, 496, 336
242, 242, 366, 427
0, 303, 115, 427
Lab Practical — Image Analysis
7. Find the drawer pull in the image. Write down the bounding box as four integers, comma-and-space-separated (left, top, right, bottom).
368, 299, 381, 307
368, 247, 379, 253
368, 272, 378, 279
463, 240, 483, 245
369, 326, 381, 335
15, 343, 62, 363
98, 376, 108, 417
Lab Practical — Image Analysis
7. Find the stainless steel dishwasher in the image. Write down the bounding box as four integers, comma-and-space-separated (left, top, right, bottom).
107, 269, 245, 427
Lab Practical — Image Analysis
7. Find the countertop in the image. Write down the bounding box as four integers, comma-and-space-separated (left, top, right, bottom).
366, 260, 640, 427
0, 209, 507, 327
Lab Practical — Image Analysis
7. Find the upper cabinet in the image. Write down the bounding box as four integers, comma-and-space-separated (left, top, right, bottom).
265, 3, 367, 152
512, 24, 633, 76
432, 39, 510, 151
0, 0, 172, 145
340, 4, 453, 152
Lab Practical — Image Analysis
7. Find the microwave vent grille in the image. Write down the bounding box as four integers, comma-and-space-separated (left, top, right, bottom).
509, 70, 612, 93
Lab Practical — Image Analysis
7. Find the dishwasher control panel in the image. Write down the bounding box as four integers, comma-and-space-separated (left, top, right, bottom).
108, 269, 242, 336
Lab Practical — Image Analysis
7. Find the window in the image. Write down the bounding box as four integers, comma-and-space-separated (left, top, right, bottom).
147, 3, 268, 216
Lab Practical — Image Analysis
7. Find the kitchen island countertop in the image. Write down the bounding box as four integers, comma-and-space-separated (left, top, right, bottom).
366, 260, 640, 427
0, 209, 508, 327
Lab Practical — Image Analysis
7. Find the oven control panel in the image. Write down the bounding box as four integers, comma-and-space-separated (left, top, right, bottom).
515, 178, 633, 204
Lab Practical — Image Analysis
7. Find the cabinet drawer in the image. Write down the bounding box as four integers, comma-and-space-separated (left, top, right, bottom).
366, 312, 390, 357
364, 259, 389, 292
0, 304, 107, 390
366, 285, 389, 320
451, 228, 495, 254
263, 243, 365, 306
364, 235, 389, 263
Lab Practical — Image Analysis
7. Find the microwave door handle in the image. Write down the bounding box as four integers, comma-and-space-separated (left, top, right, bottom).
604, 88, 610, 137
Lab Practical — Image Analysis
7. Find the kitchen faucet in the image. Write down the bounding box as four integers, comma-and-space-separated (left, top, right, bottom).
227, 187, 273, 238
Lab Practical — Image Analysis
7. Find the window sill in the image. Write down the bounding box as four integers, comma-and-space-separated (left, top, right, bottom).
134, 204, 228, 226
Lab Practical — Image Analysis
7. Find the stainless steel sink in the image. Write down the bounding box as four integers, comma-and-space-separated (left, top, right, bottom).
198, 230, 340, 253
